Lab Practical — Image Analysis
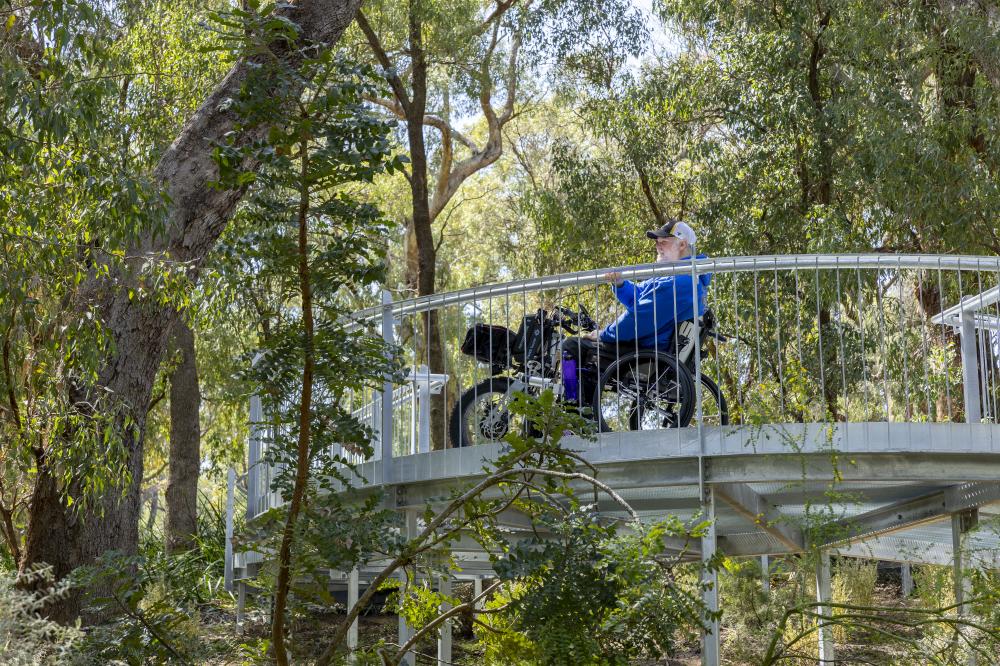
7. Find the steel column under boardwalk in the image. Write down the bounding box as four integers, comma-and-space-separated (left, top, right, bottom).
952, 509, 980, 666
473, 577, 483, 612
399, 510, 417, 666
701, 485, 719, 666
961, 312, 982, 424
225, 468, 235, 592
237, 582, 246, 625
815, 551, 834, 664
952, 509, 979, 616
381, 289, 395, 483
348, 568, 359, 661
437, 575, 452, 664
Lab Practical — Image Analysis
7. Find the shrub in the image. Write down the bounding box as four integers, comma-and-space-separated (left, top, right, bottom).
0, 566, 82, 665
831, 557, 878, 642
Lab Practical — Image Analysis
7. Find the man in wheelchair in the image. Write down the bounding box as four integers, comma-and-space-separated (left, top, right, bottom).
562, 220, 713, 428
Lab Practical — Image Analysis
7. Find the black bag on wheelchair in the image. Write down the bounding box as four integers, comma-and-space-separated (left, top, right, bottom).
460, 323, 516, 372
509, 311, 545, 366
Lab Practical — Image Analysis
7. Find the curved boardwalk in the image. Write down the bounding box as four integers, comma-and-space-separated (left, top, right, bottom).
232, 255, 1000, 664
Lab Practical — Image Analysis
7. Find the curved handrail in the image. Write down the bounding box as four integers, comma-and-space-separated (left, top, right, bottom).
347, 254, 1000, 324
248, 252, 1000, 517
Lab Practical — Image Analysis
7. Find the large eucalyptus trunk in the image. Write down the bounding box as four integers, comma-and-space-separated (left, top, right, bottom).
165, 319, 201, 554
18, 0, 364, 621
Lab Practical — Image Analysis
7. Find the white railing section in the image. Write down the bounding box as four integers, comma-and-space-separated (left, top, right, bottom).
244, 254, 1000, 520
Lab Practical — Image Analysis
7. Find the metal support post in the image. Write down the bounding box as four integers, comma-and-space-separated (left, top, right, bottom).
761, 555, 770, 596
474, 577, 484, 611
901, 563, 913, 597
381, 289, 396, 483
437, 575, 452, 664
399, 510, 417, 666
236, 581, 246, 626
347, 568, 360, 663
815, 551, 834, 664
952, 510, 979, 614
224, 468, 236, 592
952, 513, 964, 613
418, 366, 432, 454
700, 485, 719, 666
960, 312, 982, 423
247, 393, 262, 519
952, 509, 979, 666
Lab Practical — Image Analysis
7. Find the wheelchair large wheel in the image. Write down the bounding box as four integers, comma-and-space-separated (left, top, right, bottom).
693, 373, 729, 426
593, 351, 696, 432
450, 377, 532, 447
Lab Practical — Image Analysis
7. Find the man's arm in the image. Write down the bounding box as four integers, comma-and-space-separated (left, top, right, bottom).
598, 276, 685, 344
604, 271, 638, 308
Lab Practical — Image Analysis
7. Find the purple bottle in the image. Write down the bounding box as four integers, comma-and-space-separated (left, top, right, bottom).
562, 354, 578, 402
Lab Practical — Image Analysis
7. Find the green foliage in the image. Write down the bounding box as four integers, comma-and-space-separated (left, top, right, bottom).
72, 553, 205, 665
476, 582, 539, 664
71, 490, 237, 664
718, 556, 819, 665
0, 0, 181, 552
496, 514, 708, 664
914, 564, 955, 611
831, 557, 878, 642
197, 9, 411, 654
448, 392, 709, 665
0, 566, 82, 665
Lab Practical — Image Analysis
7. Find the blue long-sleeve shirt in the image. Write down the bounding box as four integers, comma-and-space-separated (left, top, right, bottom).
599, 256, 712, 349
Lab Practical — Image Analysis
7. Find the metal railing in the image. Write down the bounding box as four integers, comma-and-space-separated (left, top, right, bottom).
244, 254, 1000, 518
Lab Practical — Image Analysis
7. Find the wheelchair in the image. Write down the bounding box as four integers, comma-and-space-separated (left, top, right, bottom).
590, 308, 729, 432
451, 305, 729, 447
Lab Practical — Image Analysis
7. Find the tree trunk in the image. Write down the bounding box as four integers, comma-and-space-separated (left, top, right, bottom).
401, 2, 449, 449
806, 9, 833, 208
271, 132, 314, 666
18, 0, 364, 621
165, 319, 201, 554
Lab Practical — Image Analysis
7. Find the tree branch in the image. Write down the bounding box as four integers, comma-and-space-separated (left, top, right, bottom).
428, 18, 521, 220
356, 11, 412, 115
636, 163, 669, 227
383, 581, 504, 665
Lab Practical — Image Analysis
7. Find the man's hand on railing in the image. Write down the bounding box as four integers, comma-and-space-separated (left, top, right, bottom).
604, 271, 625, 287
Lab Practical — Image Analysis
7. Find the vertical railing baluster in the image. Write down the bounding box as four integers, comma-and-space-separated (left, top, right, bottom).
814, 260, 826, 421
917, 269, 933, 420
834, 267, 849, 422
381, 289, 395, 484
773, 266, 785, 417
938, 260, 953, 419
960, 310, 982, 424
855, 263, 870, 421
225, 467, 236, 592
248, 392, 262, 520
898, 270, 911, 421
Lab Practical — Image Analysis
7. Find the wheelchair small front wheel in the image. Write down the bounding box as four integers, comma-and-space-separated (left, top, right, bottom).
592, 351, 696, 432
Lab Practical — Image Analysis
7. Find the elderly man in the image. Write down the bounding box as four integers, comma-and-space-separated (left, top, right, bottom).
563, 220, 711, 404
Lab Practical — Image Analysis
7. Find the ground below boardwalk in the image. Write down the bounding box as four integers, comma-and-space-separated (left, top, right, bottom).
195, 583, 934, 664
200, 605, 702, 664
